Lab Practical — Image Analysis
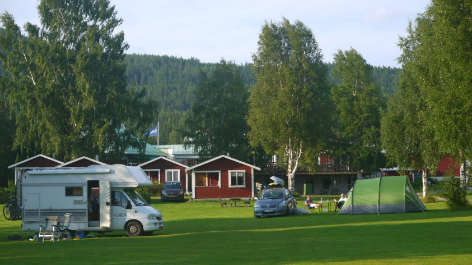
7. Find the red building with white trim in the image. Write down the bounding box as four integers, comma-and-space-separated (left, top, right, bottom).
187, 155, 260, 199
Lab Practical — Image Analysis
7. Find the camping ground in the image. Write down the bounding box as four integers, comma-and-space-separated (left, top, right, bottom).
1, 195, 472, 264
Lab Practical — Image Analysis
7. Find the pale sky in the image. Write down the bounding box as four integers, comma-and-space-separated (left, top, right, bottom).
1, 0, 431, 67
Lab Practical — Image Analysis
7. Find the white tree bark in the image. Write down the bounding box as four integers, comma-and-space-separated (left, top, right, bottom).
422, 167, 428, 198
460, 159, 467, 190
285, 139, 301, 192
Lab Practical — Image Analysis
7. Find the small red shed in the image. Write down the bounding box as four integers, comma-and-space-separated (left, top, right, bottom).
139, 157, 189, 191
8, 154, 64, 185
187, 155, 261, 199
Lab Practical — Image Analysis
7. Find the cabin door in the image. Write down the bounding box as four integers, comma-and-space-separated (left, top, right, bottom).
99, 180, 111, 228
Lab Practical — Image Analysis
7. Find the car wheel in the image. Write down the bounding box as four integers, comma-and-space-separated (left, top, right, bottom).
254, 215, 261, 218
126, 221, 143, 237
285, 206, 290, 216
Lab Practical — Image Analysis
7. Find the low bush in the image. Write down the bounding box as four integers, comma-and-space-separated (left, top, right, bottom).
140, 181, 163, 195
139, 192, 152, 204
438, 176, 469, 209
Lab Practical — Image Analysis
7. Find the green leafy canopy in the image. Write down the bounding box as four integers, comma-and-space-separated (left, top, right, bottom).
0, 0, 158, 161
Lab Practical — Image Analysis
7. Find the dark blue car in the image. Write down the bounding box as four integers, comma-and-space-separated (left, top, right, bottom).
161, 181, 184, 202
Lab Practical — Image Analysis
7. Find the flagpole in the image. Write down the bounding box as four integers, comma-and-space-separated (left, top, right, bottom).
157, 121, 159, 146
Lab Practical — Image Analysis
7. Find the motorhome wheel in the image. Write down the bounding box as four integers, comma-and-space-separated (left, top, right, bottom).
126, 221, 143, 237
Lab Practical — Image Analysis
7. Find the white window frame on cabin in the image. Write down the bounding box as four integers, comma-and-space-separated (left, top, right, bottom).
165, 169, 180, 182
228, 170, 246, 188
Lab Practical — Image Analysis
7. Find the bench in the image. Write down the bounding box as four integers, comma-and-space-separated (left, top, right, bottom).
243, 197, 251, 207
219, 197, 227, 208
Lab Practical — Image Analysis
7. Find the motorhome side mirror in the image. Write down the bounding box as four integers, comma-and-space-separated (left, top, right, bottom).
126, 201, 132, 209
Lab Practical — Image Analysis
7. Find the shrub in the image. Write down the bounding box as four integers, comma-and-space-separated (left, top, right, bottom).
438, 176, 468, 209
292, 190, 301, 197
139, 192, 152, 204
0, 182, 17, 200
140, 181, 163, 195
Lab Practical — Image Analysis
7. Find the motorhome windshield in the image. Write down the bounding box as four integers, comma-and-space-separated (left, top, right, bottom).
124, 189, 149, 206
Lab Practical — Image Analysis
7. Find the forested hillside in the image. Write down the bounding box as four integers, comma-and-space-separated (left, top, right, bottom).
124, 54, 400, 145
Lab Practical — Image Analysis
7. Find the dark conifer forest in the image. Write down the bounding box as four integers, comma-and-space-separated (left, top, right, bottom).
123, 54, 400, 145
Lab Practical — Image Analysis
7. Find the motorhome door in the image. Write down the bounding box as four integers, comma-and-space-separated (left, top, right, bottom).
99, 180, 111, 228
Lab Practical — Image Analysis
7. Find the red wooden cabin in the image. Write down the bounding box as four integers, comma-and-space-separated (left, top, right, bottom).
187, 155, 260, 199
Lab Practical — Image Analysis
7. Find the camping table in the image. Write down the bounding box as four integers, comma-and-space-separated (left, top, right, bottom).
319, 200, 331, 212
230, 198, 241, 207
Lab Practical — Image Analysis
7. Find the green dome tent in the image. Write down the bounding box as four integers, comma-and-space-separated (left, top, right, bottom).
337, 176, 426, 214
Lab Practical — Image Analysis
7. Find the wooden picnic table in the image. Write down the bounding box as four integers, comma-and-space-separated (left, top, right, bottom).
230, 197, 241, 207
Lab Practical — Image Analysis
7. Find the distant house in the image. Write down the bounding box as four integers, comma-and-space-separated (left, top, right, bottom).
187, 155, 260, 199
381, 156, 462, 183
139, 156, 189, 191
154, 144, 199, 167
123, 143, 168, 166
8, 154, 63, 185
56, 156, 106, 168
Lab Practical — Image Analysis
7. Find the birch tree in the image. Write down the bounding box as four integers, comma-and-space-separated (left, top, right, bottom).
0, 0, 158, 161
331, 48, 385, 180
247, 18, 332, 191
413, 0, 472, 190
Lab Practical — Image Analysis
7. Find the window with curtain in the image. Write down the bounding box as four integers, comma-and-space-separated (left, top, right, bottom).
195, 173, 207, 186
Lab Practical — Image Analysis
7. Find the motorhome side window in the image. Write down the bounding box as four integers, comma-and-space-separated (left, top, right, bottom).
65, 187, 83, 196
112, 191, 130, 208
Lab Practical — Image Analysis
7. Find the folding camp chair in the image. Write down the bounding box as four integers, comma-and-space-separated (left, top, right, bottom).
306, 203, 320, 213
59, 213, 72, 241
38, 216, 61, 243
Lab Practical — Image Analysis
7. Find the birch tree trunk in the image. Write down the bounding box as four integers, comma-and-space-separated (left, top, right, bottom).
422, 168, 428, 198
357, 171, 362, 180
460, 159, 467, 190
285, 140, 301, 192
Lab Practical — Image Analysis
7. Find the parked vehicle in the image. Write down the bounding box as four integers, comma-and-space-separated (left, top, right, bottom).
19, 165, 163, 237
254, 176, 298, 218
161, 181, 184, 202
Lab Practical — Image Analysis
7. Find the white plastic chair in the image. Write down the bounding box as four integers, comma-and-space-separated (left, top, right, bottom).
38, 216, 61, 243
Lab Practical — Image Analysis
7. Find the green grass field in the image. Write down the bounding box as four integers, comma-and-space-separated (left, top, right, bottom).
1, 195, 471, 264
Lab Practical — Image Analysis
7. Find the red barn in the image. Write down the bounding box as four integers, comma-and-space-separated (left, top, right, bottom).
187, 155, 260, 199
139, 157, 189, 191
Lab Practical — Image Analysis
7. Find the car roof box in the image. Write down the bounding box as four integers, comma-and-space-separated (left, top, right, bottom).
268, 176, 284, 188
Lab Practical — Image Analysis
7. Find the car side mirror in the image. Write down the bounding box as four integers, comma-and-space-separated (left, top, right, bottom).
125, 201, 132, 209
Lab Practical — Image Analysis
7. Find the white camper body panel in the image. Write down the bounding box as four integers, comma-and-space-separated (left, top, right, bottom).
20, 165, 163, 236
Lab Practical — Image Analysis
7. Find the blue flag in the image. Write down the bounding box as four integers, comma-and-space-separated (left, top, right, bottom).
145, 125, 158, 137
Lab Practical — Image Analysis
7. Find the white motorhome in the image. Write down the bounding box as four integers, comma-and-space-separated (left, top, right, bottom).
19, 164, 163, 237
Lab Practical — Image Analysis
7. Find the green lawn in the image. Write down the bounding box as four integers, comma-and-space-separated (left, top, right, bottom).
1, 196, 471, 264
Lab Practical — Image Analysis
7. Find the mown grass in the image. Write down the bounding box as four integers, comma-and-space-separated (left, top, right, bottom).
1, 196, 472, 264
